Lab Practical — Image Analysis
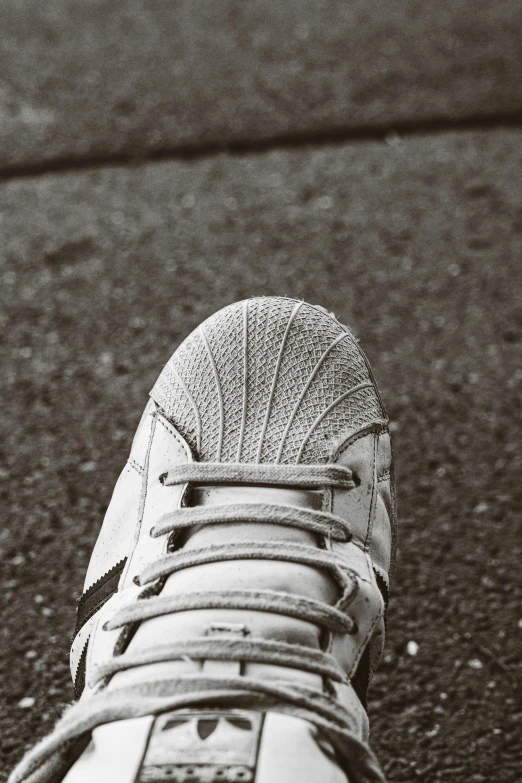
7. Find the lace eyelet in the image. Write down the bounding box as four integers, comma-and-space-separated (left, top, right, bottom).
159, 472, 168, 485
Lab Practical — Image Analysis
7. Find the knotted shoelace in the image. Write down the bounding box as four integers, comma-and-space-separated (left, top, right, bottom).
94, 462, 359, 689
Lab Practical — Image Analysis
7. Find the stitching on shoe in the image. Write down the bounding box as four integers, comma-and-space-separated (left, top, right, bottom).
121, 413, 158, 586
333, 421, 388, 463
363, 435, 378, 553
155, 412, 193, 457
128, 458, 143, 475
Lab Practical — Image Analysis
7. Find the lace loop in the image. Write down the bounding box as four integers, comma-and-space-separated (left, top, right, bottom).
105, 588, 356, 634
150, 502, 351, 541
161, 462, 355, 488
135, 541, 351, 587
90, 636, 349, 687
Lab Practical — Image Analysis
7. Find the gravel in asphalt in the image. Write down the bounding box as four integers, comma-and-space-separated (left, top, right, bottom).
2, 0, 522, 171
1, 129, 521, 782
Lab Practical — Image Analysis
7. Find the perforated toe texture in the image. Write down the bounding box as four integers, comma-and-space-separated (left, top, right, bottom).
151, 297, 384, 464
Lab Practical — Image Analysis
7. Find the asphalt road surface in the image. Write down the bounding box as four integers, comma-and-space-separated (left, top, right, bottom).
2, 0, 522, 172
1, 4, 521, 782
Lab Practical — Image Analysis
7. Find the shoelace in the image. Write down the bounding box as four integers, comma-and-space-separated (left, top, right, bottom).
10, 463, 387, 783
94, 462, 359, 688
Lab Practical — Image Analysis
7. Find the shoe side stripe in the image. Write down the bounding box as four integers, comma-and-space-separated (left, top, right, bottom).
351, 645, 371, 709
373, 567, 389, 610
74, 557, 127, 638
73, 636, 90, 698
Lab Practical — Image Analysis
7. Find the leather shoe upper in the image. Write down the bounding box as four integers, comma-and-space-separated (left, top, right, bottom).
70, 297, 397, 721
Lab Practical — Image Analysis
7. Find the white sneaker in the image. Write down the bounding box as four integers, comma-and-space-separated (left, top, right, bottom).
11, 297, 396, 783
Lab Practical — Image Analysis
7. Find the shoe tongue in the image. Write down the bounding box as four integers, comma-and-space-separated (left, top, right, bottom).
179, 484, 324, 549
189, 484, 323, 510
150, 298, 381, 467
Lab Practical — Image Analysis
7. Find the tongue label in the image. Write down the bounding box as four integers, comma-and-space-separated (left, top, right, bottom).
139, 709, 263, 782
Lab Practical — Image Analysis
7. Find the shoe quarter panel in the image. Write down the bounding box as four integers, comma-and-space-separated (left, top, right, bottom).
83, 587, 140, 695
328, 426, 391, 680
120, 412, 192, 588
73, 408, 192, 692
371, 430, 397, 584
71, 406, 156, 682
330, 431, 378, 552
83, 402, 156, 593
371, 478, 393, 584
327, 540, 384, 678
331, 427, 394, 587
84, 414, 191, 687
